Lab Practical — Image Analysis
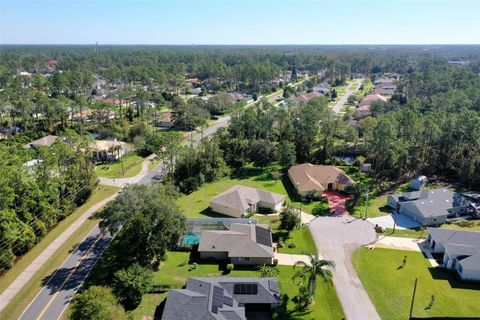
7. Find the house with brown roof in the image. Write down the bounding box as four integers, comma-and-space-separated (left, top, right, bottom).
294, 92, 321, 105
23, 135, 59, 149
90, 140, 130, 161
154, 111, 178, 128
288, 163, 355, 197
209, 185, 285, 218
198, 223, 274, 265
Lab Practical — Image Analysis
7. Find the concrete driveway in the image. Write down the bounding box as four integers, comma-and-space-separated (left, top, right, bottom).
309, 216, 380, 320
368, 213, 421, 230
274, 253, 313, 266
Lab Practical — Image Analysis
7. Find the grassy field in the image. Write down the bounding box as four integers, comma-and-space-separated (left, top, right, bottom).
0, 185, 120, 320
352, 195, 391, 218
95, 154, 144, 178
255, 215, 317, 255
177, 167, 320, 216
131, 251, 344, 320
353, 248, 480, 320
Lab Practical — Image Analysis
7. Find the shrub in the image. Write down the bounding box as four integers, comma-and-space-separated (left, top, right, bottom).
288, 243, 296, 249
312, 202, 330, 217
272, 259, 279, 266
280, 205, 300, 231
454, 220, 474, 228
226, 263, 234, 273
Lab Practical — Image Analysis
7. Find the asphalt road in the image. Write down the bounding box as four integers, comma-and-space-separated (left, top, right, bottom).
332, 79, 363, 114
309, 216, 381, 320
19, 226, 112, 320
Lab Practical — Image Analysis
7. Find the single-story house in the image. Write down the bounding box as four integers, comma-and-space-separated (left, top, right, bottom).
294, 92, 321, 105
312, 84, 330, 94
209, 185, 285, 218
154, 111, 178, 128
227, 92, 245, 102
410, 175, 427, 191
161, 277, 280, 320
90, 140, 129, 161
288, 163, 355, 197
353, 105, 372, 120
387, 188, 471, 226
427, 228, 480, 282
23, 135, 59, 149
358, 93, 387, 108
198, 223, 274, 265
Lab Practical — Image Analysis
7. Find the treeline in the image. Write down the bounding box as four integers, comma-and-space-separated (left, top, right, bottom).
0, 131, 97, 271
172, 97, 357, 193
366, 60, 480, 187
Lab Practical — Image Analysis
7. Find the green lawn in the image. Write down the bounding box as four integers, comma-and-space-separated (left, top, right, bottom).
279, 226, 317, 255
95, 154, 144, 178
384, 227, 428, 239
0, 185, 120, 320
352, 195, 391, 218
177, 167, 319, 217
131, 251, 344, 320
254, 215, 316, 255
353, 248, 480, 320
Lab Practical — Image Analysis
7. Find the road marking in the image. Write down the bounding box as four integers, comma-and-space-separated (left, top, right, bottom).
35, 233, 104, 320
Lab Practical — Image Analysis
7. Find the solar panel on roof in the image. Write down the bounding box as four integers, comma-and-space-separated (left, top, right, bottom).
212, 286, 224, 308
223, 296, 234, 307
233, 283, 258, 295
211, 305, 219, 314
268, 279, 279, 293
255, 226, 272, 247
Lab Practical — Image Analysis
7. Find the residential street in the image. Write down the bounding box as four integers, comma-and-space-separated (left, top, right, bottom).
309, 216, 381, 320
19, 226, 112, 320
332, 78, 363, 114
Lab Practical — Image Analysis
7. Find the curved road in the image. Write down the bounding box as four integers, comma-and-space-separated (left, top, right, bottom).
309, 216, 381, 320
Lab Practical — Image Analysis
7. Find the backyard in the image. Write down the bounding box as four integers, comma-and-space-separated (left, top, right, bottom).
95, 154, 144, 178
352, 248, 480, 320
176, 166, 322, 216
130, 251, 345, 320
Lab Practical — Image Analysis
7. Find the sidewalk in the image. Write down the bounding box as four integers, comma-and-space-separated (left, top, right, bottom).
99, 155, 154, 187
0, 192, 118, 312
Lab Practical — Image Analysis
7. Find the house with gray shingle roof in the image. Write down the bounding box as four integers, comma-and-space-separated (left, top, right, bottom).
161, 277, 280, 320
427, 228, 480, 282
209, 185, 285, 218
198, 223, 274, 265
387, 188, 471, 226
23, 135, 59, 149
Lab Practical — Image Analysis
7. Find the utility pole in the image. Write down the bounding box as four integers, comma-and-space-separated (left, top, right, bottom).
364, 187, 369, 220
409, 278, 418, 319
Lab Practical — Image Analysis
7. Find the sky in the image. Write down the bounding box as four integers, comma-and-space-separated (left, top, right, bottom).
1, 0, 480, 45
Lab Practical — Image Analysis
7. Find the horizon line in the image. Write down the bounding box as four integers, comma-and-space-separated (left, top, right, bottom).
2, 43, 480, 46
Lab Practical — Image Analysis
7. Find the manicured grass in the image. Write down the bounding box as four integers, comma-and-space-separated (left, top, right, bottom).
0, 185, 120, 320
353, 248, 480, 320
95, 154, 144, 178
177, 167, 319, 217
279, 226, 317, 255
254, 215, 317, 255
352, 195, 391, 218
132, 251, 344, 320
384, 227, 428, 239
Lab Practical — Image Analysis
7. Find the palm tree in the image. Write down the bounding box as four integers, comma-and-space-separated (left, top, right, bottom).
293, 253, 335, 296
257, 264, 280, 278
